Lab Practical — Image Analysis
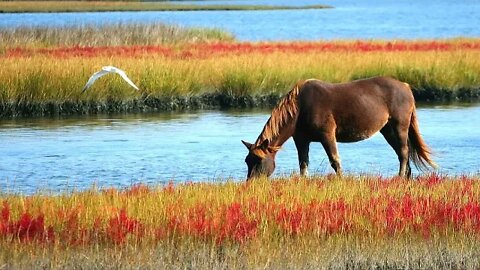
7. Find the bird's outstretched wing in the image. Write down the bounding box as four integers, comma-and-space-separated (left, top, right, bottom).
81, 69, 110, 93
82, 66, 140, 93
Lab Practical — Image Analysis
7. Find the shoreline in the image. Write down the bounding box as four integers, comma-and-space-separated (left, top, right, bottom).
0, 2, 332, 13
1, 90, 479, 118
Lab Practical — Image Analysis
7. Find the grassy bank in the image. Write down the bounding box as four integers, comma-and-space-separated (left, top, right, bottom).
0, 23, 235, 47
1, 25, 479, 117
0, 1, 332, 13
1, 174, 480, 268
1, 40, 480, 117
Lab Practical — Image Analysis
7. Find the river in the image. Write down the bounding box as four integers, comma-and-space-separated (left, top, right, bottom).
0, 104, 478, 194
0, 0, 479, 41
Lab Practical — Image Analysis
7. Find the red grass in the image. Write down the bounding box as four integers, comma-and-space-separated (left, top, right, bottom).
0, 207, 55, 243
4, 40, 480, 59
107, 209, 144, 244
1, 175, 479, 247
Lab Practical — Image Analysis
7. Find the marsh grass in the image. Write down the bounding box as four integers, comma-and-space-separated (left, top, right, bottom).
0, 23, 235, 48
1, 49, 479, 116
1, 175, 480, 269
1, 37, 480, 116
0, 1, 332, 13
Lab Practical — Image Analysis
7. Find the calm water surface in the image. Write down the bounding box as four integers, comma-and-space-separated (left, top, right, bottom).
0, 0, 479, 40
0, 104, 479, 194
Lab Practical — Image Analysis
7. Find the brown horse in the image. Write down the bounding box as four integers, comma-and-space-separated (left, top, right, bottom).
242, 76, 436, 179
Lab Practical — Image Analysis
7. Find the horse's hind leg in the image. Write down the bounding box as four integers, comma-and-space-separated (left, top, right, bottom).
380, 121, 410, 178
294, 137, 310, 176
320, 135, 342, 176
406, 163, 412, 178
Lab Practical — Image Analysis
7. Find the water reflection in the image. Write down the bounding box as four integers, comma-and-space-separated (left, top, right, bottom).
0, 104, 479, 194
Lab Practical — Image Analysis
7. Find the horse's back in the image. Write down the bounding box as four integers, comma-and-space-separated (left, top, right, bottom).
296, 76, 414, 142
299, 76, 414, 113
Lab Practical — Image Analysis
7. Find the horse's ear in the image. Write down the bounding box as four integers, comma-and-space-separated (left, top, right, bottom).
241, 140, 253, 150
259, 139, 269, 150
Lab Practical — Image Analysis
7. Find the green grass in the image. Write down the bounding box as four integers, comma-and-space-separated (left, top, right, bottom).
0, 1, 332, 13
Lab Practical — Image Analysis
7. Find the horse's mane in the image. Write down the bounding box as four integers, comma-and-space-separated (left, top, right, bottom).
254, 81, 304, 146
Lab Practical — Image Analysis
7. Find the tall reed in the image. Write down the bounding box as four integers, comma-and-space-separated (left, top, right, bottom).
0, 23, 235, 48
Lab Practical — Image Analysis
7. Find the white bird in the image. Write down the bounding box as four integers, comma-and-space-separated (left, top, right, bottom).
82, 66, 139, 93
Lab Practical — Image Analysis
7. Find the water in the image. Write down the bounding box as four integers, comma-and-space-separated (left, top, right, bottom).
1, 0, 479, 41
0, 104, 479, 194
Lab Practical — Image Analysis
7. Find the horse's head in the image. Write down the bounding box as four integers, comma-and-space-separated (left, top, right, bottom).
241, 139, 279, 180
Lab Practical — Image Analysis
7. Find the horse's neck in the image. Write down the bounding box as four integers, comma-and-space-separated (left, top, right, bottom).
255, 116, 296, 147
270, 128, 294, 147
255, 82, 302, 148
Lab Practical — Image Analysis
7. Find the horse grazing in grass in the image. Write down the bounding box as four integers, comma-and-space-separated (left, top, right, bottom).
242, 76, 436, 180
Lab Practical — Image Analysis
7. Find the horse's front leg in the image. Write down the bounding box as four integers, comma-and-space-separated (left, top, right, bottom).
294, 137, 310, 176
320, 134, 342, 176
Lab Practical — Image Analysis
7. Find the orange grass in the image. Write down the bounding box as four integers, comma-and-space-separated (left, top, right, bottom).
1, 40, 480, 117
1, 174, 480, 246
1, 174, 480, 268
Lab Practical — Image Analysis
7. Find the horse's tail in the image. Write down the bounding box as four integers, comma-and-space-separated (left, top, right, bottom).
408, 108, 437, 170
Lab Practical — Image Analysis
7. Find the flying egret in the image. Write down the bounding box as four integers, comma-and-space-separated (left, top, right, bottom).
82, 66, 139, 93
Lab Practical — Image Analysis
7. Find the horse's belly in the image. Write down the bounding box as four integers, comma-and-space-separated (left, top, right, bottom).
335, 117, 388, 143
336, 130, 378, 142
